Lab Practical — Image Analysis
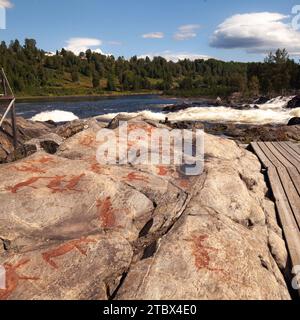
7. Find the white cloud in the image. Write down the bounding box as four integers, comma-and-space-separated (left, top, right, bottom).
210, 12, 300, 55
138, 51, 212, 62
142, 32, 164, 39
173, 24, 201, 40
0, 0, 13, 8
65, 37, 104, 55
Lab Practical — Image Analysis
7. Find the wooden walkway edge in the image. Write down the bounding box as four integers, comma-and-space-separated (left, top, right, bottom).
251, 141, 300, 295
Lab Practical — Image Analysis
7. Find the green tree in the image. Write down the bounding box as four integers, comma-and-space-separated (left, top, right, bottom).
71, 69, 79, 83
92, 73, 100, 88
248, 76, 260, 96
106, 74, 116, 91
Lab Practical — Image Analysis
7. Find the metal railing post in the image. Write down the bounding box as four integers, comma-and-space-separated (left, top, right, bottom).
0, 68, 18, 150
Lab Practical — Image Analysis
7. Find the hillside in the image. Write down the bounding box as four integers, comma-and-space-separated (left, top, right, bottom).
1, 39, 300, 98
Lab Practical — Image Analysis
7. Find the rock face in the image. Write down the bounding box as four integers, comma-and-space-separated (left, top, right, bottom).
0, 118, 291, 300
287, 95, 300, 109
117, 134, 290, 300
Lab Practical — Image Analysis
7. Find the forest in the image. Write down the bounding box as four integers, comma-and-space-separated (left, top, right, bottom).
0, 39, 300, 98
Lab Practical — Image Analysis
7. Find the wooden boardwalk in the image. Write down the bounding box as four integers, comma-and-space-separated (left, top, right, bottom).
251, 141, 300, 290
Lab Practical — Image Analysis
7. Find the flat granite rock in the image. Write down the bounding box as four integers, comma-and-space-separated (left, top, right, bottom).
0, 233, 133, 300
0, 118, 292, 300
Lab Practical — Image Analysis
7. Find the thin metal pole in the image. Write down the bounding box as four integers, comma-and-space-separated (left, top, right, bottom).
0, 99, 15, 127
11, 101, 17, 148
0, 69, 18, 149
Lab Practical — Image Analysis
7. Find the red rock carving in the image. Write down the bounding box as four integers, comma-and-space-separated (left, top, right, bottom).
190, 235, 249, 287
123, 172, 149, 183
157, 165, 169, 176
31, 156, 55, 164
79, 135, 95, 147
12, 164, 46, 174
5, 177, 48, 193
47, 174, 85, 193
128, 123, 155, 136
192, 235, 223, 273
0, 259, 39, 300
42, 237, 96, 269
179, 179, 190, 189
6, 174, 85, 194
96, 197, 116, 228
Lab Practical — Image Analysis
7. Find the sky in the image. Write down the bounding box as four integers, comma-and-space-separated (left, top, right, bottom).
0, 0, 300, 62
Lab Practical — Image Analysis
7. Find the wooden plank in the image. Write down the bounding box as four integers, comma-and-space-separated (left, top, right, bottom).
277, 166, 300, 229
268, 167, 300, 270
287, 167, 300, 196
287, 142, 300, 157
257, 142, 282, 168
251, 142, 273, 169
277, 142, 300, 168
252, 141, 300, 296
265, 142, 295, 168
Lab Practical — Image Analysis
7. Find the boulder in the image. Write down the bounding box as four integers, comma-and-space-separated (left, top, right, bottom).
0, 117, 52, 163
254, 96, 270, 105
55, 118, 105, 139
287, 117, 300, 126
25, 133, 64, 154
286, 95, 300, 109
215, 96, 223, 106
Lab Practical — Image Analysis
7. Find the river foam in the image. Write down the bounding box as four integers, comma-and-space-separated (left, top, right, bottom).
30, 96, 299, 125
31, 110, 79, 122
96, 96, 300, 125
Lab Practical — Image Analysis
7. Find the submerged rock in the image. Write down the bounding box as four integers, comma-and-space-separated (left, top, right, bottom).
286, 95, 300, 109
287, 117, 300, 126
254, 96, 270, 105
162, 103, 191, 113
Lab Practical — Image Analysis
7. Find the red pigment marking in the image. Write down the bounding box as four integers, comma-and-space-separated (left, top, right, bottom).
123, 172, 149, 183
128, 123, 155, 136
5, 177, 48, 193
0, 259, 39, 300
157, 166, 169, 176
30, 156, 56, 165
12, 165, 46, 174
79, 135, 95, 147
42, 237, 96, 269
96, 197, 116, 228
192, 235, 224, 273
46, 174, 85, 193
90, 163, 103, 174
89, 162, 111, 176
46, 175, 66, 193
179, 179, 190, 189
65, 174, 85, 192
191, 235, 251, 287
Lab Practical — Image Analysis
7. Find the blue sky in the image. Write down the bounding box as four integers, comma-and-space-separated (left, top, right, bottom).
0, 0, 300, 62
